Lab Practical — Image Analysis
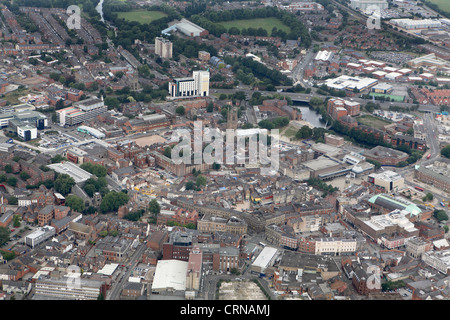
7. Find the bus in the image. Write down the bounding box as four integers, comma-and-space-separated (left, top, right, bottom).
441, 202, 445, 207
259, 242, 266, 248
427, 154, 431, 159
415, 186, 424, 192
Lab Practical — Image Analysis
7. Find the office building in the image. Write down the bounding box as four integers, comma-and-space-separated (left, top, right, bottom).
56, 97, 107, 126
25, 226, 56, 248
168, 70, 209, 98
368, 170, 404, 191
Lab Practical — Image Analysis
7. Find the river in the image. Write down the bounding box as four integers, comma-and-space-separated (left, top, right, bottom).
297, 106, 326, 128
96, 0, 104, 23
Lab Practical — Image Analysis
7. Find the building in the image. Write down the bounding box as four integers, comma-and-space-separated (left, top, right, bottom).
391, 19, 442, 30
250, 246, 279, 275
358, 209, 419, 242
314, 238, 357, 256
155, 37, 172, 59
198, 51, 210, 62
197, 215, 247, 236
371, 83, 394, 94
186, 246, 202, 291
406, 238, 432, 259
324, 75, 378, 93
168, 70, 210, 98
0, 110, 48, 141
422, 249, 450, 274
77, 126, 105, 139
47, 161, 93, 184
56, 97, 107, 126
364, 146, 409, 166
174, 19, 208, 37
415, 163, 450, 193
324, 133, 345, 147
151, 259, 189, 294
35, 276, 106, 300
25, 226, 56, 248
350, 0, 388, 11
368, 170, 404, 192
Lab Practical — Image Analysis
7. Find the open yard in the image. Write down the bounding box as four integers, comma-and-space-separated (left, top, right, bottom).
116, 10, 167, 24
357, 115, 392, 130
218, 17, 291, 34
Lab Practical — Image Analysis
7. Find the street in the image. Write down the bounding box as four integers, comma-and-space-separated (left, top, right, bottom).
106, 243, 147, 300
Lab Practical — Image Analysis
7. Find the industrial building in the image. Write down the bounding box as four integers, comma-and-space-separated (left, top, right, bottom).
350, 0, 388, 11
250, 246, 279, 275
391, 18, 442, 30
47, 161, 93, 183
324, 75, 378, 92
77, 125, 106, 139
151, 259, 189, 294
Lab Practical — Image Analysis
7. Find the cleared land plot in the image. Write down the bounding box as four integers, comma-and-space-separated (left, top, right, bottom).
357, 115, 392, 129
134, 135, 167, 147
116, 10, 167, 24
218, 17, 291, 34
218, 280, 267, 300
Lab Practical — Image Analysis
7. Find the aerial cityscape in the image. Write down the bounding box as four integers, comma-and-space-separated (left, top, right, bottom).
0, 0, 450, 305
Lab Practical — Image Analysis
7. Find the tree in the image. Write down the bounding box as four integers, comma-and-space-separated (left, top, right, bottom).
441, 145, 450, 159
51, 154, 67, 163
434, 210, 449, 222
0, 226, 10, 246
100, 191, 129, 213
196, 175, 207, 187
422, 192, 434, 202
12, 215, 20, 228
176, 105, 185, 116
19, 172, 31, 181
54, 174, 76, 196
7, 177, 17, 187
80, 163, 107, 178
185, 181, 194, 190
163, 146, 172, 159
4, 164, 13, 173
149, 199, 160, 216
8, 196, 18, 205
66, 195, 85, 213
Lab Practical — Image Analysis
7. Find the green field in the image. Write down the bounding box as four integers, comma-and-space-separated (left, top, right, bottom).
218, 17, 291, 34
357, 115, 392, 130
428, 0, 450, 14
369, 93, 405, 102
116, 10, 167, 24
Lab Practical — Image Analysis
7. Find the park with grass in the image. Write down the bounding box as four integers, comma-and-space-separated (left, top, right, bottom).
427, 0, 450, 14
218, 17, 291, 34
116, 10, 167, 24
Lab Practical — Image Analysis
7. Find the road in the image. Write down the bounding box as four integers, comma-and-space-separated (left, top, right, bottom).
211, 88, 441, 112
106, 243, 147, 300
291, 47, 316, 87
